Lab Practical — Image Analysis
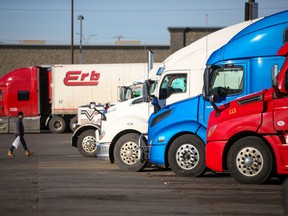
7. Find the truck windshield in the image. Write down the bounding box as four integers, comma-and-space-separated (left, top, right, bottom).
209, 66, 244, 96
159, 74, 187, 100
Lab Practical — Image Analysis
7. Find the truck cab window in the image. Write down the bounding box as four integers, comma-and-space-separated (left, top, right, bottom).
18, 91, 30, 101
0, 91, 2, 100
284, 28, 288, 43
124, 84, 142, 100
132, 84, 143, 98
209, 67, 244, 96
159, 74, 187, 100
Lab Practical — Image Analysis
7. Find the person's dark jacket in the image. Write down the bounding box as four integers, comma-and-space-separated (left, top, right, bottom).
14, 118, 24, 135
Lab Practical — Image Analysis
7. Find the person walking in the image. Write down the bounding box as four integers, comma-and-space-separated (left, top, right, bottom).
8, 111, 32, 157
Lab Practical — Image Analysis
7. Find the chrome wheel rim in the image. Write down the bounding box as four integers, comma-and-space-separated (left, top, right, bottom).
236, 147, 263, 177
82, 136, 97, 153
120, 141, 140, 165
176, 144, 199, 170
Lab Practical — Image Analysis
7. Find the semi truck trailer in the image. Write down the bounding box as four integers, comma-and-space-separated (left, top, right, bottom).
0, 63, 148, 133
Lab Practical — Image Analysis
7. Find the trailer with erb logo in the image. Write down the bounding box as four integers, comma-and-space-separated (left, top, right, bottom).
0, 63, 148, 133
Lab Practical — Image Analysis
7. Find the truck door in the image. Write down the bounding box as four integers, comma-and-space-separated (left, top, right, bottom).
272, 96, 288, 168
273, 97, 288, 131
158, 72, 188, 107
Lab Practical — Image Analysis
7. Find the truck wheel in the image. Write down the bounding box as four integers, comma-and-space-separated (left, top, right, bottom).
77, 129, 97, 157
227, 136, 273, 184
49, 116, 66, 133
168, 134, 206, 177
114, 133, 149, 172
70, 116, 78, 132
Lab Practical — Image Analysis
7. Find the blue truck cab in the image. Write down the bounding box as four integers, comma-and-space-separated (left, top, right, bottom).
146, 10, 288, 177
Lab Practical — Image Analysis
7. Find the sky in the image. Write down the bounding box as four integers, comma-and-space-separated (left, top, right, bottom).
0, 0, 287, 45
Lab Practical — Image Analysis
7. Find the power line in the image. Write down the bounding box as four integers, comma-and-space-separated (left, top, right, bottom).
0, 7, 286, 13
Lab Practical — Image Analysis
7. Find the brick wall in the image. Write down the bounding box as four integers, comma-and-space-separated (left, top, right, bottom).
0, 27, 222, 77
168, 27, 223, 53
0, 45, 170, 77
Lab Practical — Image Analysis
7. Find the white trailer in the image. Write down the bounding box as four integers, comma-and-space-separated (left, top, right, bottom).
48, 63, 149, 133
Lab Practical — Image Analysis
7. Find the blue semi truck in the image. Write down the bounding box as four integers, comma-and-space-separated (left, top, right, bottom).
141, 10, 288, 177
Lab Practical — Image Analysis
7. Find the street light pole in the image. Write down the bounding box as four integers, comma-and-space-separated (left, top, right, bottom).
71, 0, 74, 64
78, 15, 84, 64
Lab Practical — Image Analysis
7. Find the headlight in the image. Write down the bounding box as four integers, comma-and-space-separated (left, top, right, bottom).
207, 124, 217, 138
151, 109, 172, 127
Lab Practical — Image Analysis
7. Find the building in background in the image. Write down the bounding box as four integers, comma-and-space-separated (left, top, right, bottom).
0, 27, 222, 77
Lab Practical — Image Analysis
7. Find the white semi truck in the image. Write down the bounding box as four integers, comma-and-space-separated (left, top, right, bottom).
71, 19, 257, 170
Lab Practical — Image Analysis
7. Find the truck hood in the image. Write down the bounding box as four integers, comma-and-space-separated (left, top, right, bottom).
207, 90, 267, 141
106, 96, 143, 114
103, 96, 153, 129
149, 95, 201, 129
216, 89, 266, 116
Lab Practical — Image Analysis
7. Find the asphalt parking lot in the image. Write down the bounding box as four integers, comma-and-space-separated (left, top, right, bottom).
0, 133, 286, 216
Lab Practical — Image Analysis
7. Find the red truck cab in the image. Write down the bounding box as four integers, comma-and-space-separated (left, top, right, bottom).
206, 44, 288, 184
0, 66, 51, 133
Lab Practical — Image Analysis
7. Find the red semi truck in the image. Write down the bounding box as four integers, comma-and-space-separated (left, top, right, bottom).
206, 43, 288, 184
0, 64, 148, 133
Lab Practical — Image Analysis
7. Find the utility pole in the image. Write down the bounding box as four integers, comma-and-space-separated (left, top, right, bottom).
245, 0, 258, 21
78, 15, 84, 64
71, 0, 74, 64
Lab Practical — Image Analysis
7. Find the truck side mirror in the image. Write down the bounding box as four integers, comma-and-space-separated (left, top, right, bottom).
88, 102, 107, 121
283, 71, 288, 93
89, 102, 96, 109
275, 62, 288, 95
272, 64, 279, 89
118, 86, 126, 102
143, 80, 150, 103
202, 67, 210, 100
209, 94, 220, 114
152, 97, 161, 113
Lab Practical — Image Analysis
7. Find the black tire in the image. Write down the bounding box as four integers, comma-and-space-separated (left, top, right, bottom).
227, 136, 273, 184
49, 116, 66, 133
114, 133, 149, 172
77, 129, 97, 157
70, 116, 78, 132
168, 134, 206, 177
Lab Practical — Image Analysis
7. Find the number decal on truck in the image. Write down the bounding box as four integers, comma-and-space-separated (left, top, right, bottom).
228, 108, 236, 115
64, 70, 100, 86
